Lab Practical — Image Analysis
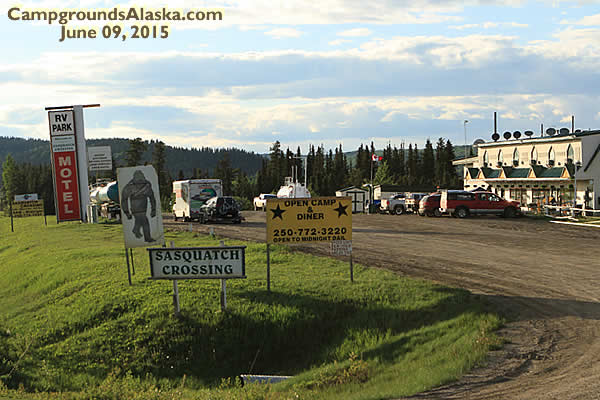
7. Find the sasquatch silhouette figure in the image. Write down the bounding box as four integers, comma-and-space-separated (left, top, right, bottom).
121, 170, 156, 242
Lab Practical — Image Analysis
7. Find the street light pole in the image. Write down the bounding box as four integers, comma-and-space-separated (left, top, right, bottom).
463, 120, 469, 159
573, 161, 582, 217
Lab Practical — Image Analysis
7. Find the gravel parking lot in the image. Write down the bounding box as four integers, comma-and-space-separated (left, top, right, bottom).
165, 211, 600, 400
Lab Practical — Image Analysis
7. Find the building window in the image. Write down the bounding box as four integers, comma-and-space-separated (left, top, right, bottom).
567, 144, 574, 164
513, 148, 519, 167
483, 151, 489, 167
531, 147, 538, 165
548, 147, 555, 166
497, 150, 503, 167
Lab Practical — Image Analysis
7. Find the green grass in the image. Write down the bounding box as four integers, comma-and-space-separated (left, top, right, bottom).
0, 216, 502, 399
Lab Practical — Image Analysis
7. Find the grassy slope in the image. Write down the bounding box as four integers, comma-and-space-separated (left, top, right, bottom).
0, 217, 502, 399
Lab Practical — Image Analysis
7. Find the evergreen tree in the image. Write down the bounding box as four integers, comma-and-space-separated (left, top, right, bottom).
125, 138, 147, 166
1, 155, 18, 205
151, 141, 170, 207
407, 144, 415, 185
422, 139, 435, 184
444, 140, 459, 188
215, 153, 234, 195
434, 138, 446, 187
373, 161, 394, 185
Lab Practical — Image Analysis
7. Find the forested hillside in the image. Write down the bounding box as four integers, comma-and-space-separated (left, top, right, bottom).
0, 137, 264, 180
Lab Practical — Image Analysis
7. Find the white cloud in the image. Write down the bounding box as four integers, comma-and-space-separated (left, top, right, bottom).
451, 21, 528, 30
329, 39, 352, 46
337, 28, 372, 37
560, 13, 600, 26
264, 28, 303, 39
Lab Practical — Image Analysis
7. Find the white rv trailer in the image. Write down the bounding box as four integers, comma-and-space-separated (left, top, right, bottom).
172, 179, 223, 221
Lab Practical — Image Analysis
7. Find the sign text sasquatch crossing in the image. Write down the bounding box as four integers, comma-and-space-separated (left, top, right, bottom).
266, 196, 352, 244
148, 246, 246, 280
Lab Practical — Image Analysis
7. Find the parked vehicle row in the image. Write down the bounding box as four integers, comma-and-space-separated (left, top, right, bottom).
382, 190, 521, 218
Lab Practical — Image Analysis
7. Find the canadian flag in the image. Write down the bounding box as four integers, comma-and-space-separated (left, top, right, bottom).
372, 154, 383, 162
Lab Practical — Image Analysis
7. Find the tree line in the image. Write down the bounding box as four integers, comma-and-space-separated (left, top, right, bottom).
1, 137, 461, 212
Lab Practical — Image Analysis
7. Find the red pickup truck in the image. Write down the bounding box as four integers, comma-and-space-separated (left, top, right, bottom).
440, 190, 520, 218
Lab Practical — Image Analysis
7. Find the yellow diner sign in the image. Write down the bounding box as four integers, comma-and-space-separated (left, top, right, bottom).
266, 196, 352, 244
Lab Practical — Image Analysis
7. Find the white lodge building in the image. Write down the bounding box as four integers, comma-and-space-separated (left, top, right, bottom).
457, 130, 600, 210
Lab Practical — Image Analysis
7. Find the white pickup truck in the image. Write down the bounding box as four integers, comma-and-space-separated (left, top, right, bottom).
380, 193, 406, 215
381, 192, 428, 215
253, 193, 277, 211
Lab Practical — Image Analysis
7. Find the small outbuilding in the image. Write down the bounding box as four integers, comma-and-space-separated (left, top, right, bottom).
336, 186, 369, 213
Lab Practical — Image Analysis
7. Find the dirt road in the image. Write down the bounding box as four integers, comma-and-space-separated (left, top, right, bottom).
165, 212, 600, 399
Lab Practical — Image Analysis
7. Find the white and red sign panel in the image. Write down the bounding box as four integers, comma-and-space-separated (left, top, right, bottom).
48, 110, 81, 221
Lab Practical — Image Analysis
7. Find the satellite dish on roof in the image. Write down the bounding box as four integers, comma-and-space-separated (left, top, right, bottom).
492, 133, 500, 141
513, 131, 521, 139
559, 127, 570, 135
473, 138, 485, 146
546, 128, 556, 136
524, 130, 534, 137
503, 131, 512, 140
575, 129, 582, 133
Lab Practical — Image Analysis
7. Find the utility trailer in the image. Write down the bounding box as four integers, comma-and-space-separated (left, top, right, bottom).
172, 179, 223, 221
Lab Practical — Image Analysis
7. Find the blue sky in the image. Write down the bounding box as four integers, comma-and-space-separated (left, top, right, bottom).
2, 1, 600, 154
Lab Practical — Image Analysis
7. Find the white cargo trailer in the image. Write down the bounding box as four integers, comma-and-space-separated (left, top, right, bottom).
172, 179, 223, 221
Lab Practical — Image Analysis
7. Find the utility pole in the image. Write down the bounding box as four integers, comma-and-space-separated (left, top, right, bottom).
464, 120, 469, 159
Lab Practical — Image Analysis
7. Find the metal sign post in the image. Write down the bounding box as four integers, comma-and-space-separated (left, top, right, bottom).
125, 248, 132, 286
267, 244, 271, 292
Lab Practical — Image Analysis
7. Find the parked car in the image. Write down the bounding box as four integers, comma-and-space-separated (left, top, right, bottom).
418, 193, 441, 217
199, 196, 242, 223
440, 190, 520, 218
253, 193, 277, 211
405, 193, 428, 213
380, 193, 406, 215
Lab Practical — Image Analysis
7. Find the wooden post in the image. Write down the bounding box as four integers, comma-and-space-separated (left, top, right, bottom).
219, 240, 227, 311
350, 253, 354, 283
125, 248, 132, 286
170, 241, 180, 317
221, 279, 227, 312
267, 243, 271, 292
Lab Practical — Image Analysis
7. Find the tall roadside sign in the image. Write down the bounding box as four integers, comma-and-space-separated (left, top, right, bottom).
46, 104, 100, 223
48, 109, 81, 222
